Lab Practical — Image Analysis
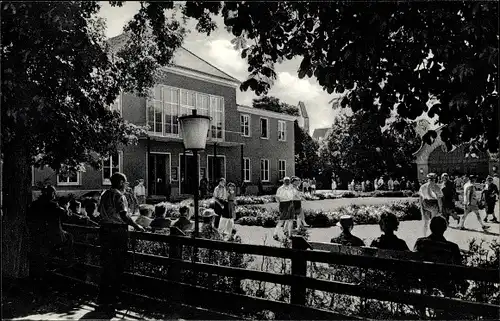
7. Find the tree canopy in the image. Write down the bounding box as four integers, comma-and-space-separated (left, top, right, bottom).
319, 111, 421, 181
1, 1, 213, 278
294, 121, 320, 178
252, 96, 299, 116
181, 1, 499, 152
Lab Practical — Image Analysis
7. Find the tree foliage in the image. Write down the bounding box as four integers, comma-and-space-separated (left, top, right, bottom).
181, 1, 499, 152
319, 112, 421, 181
294, 121, 320, 178
1, 0, 203, 278
252, 96, 299, 116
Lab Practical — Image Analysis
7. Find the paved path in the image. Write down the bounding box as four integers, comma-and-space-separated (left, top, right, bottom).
257, 197, 417, 211
236, 213, 499, 251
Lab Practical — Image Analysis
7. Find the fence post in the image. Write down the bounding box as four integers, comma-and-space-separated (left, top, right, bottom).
167, 230, 184, 301
291, 236, 309, 306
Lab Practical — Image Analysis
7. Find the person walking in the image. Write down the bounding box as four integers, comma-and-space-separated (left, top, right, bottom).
218, 182, 237, 240
441, 173, 460, 224
274, 177, 295, 241
97, 173, 144, 312
458, 175, 490, 231
291, 176, 309, 230
418, 173, 444, 236
482, 175, 499, 223
213, 178, 227, 229
331, 178, 337, 192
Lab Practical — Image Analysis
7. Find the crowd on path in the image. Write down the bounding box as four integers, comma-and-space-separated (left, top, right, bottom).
273, 172, 499, 266
331, 175, 420, 192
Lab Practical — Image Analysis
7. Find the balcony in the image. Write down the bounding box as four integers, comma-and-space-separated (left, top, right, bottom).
144, 128, 243, 147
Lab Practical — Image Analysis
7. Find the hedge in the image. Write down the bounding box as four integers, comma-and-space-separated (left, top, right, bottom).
235, 201, 421, 227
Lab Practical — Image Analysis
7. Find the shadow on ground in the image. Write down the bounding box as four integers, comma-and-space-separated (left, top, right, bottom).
2, 277, 236, 320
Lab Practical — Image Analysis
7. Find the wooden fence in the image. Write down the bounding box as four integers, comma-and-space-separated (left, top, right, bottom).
52, 224, 500, 320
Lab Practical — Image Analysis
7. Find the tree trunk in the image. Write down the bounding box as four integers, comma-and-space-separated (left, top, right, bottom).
1, 139, 31, 279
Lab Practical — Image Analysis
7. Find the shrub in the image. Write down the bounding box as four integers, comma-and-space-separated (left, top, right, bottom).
234, 202, 421, 227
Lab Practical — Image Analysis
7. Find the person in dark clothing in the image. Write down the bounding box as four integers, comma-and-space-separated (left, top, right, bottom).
440, 173, 460, 224
97, 172, 144, 312
200, 176, 209, 199
330, 215, 365, 247
27, 185, 74, 281
172, 206, 193, 233
371, 212, 409, 251
414, 215, 464, 312
149, 203, 171, 231
83, 198, 101, 223
483, 175, 499, 223
414, 216, 462, 265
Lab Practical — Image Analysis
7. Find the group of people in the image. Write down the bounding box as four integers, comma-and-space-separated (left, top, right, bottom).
342, 176, 418, 192
28, 172, 243, 314
300, 177, 317, 194
418, 172, 499, 236
331, 212, 463, 265
273, 176, 310, 240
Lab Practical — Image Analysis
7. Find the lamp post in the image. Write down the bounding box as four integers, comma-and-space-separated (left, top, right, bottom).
178, 109, 211, 237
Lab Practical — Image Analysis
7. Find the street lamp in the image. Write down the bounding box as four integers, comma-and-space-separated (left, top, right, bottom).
178, 109, 211, 237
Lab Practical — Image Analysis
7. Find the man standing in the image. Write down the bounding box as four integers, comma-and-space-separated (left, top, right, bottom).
482, 176, 499, 223
387, 177, 394, 191
98, 172, 144, 311
274, 177, 294, 241
441, 173, 459, 224
133, 179, 146, 204
418, 173, 443, 236
459, 175, 489, 231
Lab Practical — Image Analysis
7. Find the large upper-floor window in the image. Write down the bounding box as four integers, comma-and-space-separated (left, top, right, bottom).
278, 120, 287, 141
240, 114, 250, 137
147, 85, 224, 140
102, 151, 123, 185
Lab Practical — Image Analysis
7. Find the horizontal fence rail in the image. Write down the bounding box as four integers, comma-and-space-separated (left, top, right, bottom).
58, 224, 500, 319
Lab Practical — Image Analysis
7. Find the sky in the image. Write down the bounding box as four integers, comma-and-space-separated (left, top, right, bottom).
97, 2, 340, 134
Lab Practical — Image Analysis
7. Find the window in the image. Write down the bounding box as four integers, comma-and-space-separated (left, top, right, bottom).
260, 118, 269, 139
57, 168, 81, 186
102, 152, 122, 185
240, 114, 250, 137
147, 85, 224, 139
278, 160, 286, 180
278, 120, 287, 141
210, 96, 224, 139
260, 159, 270, 182
243, 158, 251, 182
207, 155, 226, 182
110, 92, 122, 114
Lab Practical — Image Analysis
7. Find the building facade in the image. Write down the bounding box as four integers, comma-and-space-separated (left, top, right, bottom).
32, 41, 295, 199
413, 126, 499, 182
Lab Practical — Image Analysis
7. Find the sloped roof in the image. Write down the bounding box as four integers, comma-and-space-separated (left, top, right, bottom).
297, 101, 308, 118
107, 33, 240, 83
312, 127, 330, 140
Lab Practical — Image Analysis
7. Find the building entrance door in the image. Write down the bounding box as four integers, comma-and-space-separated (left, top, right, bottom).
148, 154, 170, 196
180, 154, 198, 194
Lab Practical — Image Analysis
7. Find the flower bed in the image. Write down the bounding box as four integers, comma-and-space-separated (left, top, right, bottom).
235, 201, 421, 227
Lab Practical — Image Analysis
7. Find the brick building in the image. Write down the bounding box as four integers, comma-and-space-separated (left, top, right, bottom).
32, 36, 295, 199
